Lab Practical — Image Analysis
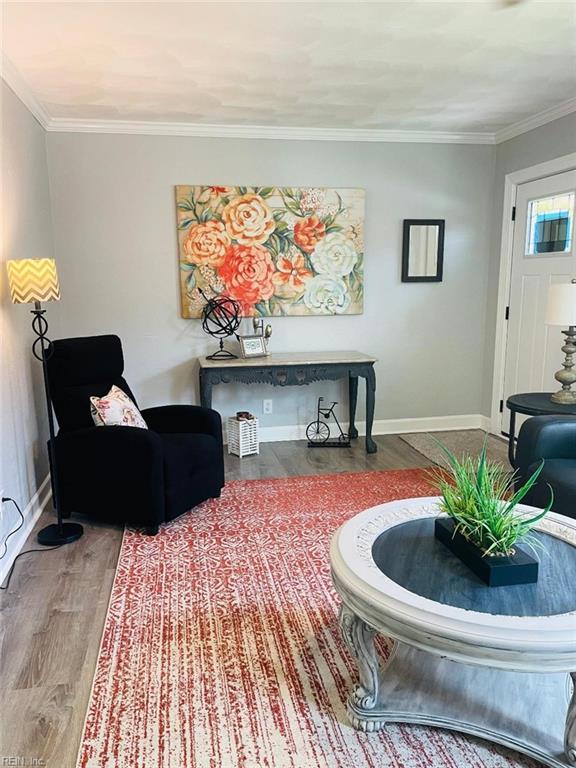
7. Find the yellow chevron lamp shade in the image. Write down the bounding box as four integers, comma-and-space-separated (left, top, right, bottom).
6, 258, 61, 304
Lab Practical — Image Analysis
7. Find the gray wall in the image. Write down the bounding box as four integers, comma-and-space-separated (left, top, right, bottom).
482, 113, 576, 417
0, 82, 57, 565
46, 132, 495, 430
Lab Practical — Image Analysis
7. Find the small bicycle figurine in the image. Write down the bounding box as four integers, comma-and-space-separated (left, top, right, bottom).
306, 397, 350, 446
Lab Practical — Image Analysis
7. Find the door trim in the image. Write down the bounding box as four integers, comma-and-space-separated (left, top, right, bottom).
490, 152, 576, 435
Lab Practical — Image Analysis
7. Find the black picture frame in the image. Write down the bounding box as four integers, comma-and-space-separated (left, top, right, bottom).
401, 219, 445, 283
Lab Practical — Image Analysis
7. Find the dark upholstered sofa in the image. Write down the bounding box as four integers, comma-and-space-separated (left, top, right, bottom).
47, 335, 224, 533
515, 415, 576, 520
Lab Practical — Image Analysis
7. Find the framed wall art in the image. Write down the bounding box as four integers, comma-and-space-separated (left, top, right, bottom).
176, 185, 365, 318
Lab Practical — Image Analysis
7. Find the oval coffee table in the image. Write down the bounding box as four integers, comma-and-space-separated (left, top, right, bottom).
330, 497, 576, 767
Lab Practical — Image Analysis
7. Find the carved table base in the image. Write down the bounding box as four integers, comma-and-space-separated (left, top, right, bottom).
340, 606, 574, 767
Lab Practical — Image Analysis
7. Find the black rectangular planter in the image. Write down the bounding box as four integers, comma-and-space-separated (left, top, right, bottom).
434, 517, 538, 587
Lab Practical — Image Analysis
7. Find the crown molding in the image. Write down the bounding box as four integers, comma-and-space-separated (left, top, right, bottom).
44, 117, 496, 144
2, 58, 574, 145
1, 55, 50, 129
494, 96, 576, 144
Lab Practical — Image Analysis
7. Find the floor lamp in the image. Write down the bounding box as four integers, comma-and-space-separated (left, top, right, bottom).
6, 258, 84, 546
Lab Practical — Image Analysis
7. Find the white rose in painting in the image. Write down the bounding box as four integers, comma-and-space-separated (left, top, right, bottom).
310, 232, 358, 277
303, 275, 351, 315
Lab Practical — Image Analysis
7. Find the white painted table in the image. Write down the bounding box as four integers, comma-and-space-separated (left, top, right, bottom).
330, 497, 576, 767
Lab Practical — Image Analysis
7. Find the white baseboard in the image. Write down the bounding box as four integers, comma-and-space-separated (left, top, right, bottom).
0, 475, 51, 585
225, 414, 494, 444
351, 414, 493, 437
478, 415, 492, 433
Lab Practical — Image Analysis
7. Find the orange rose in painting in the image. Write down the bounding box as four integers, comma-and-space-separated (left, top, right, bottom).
222, 194, 275, 245
217, 244, 275, 315
293, 216, 326, 253
182, 221, 231, 267
272, 253, 313, 298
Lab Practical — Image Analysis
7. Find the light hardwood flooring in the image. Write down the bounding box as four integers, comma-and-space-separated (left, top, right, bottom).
0, 435, 431, 767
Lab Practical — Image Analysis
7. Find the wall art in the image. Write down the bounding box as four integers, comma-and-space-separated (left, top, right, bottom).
176, 185, 365, 318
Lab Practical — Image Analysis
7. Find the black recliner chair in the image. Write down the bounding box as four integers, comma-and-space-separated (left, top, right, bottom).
515, 415, 576, 520
47, 335, 224, 533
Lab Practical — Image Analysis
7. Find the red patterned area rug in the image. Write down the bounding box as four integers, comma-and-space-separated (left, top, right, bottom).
77, 470, 536, 768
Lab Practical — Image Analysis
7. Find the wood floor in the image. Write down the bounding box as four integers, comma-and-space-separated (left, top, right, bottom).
0, 435, 431, 767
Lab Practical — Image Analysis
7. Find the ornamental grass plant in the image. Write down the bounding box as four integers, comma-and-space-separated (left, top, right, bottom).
431, 444, 553, 557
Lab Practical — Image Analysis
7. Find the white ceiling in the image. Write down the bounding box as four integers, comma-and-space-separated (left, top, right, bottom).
2, 1, 576, 136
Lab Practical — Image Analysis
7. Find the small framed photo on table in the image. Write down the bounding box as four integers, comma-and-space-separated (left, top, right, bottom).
239, 335, 268, 358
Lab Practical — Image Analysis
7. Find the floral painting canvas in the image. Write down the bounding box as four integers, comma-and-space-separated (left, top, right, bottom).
176, 186, 364, 318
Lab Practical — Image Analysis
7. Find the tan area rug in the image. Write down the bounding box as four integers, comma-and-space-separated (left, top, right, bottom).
400, 430, 510, 468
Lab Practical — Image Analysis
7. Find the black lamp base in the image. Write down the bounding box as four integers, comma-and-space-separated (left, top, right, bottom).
37, 522, 84, 546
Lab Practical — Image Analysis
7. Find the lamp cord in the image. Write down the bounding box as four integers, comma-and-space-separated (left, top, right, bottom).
0, 497, 24, 559
0, 497, 63, 591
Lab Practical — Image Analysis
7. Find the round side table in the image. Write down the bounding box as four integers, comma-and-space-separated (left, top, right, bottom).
506, 392, 576, 467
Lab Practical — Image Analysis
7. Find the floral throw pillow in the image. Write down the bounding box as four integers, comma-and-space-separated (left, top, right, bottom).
90, 385, 148, 430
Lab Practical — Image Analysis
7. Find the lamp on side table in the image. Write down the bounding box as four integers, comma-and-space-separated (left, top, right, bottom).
6, 258, 83, 546
546, 279, 576, 405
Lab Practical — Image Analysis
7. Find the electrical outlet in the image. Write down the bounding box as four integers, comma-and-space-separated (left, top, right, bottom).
263, 399, 273, 415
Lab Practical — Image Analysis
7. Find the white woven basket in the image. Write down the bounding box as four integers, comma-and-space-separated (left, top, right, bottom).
227, 417, 259, 458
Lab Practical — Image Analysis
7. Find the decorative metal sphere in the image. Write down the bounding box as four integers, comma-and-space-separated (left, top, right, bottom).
201, 295, 241, 339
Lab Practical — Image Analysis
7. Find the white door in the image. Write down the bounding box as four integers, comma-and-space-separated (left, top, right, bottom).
501, 170, 576, 432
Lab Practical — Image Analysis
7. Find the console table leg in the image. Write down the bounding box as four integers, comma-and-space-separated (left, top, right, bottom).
338, 604, 385, 732
348, 375, 359, 439
365, 366, 377, 454
199, 372, 213, 410
565, 672, 576, 764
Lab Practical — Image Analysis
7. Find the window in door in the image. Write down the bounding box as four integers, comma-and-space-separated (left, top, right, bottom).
525, 192, 574, 256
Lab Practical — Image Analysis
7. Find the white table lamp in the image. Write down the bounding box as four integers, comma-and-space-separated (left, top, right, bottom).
546, 279, 576, 404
